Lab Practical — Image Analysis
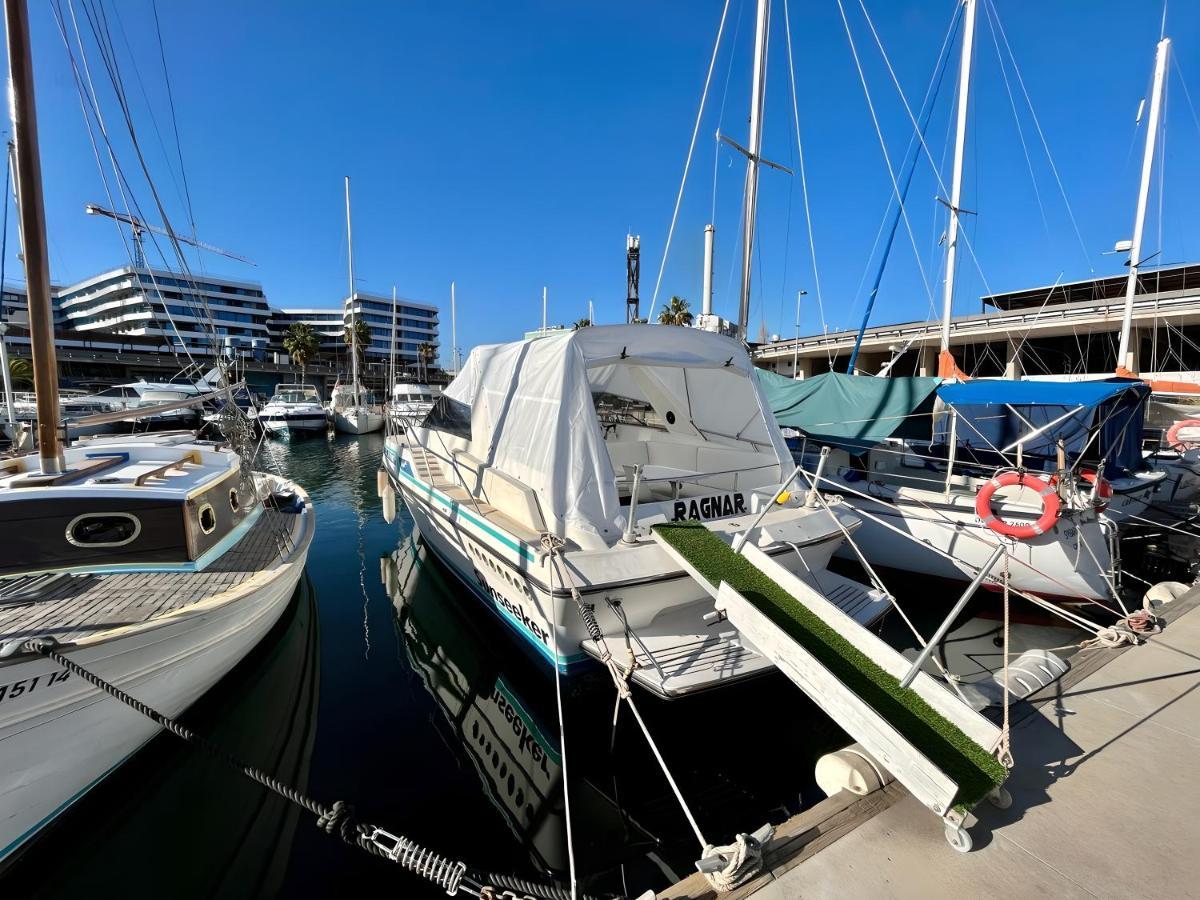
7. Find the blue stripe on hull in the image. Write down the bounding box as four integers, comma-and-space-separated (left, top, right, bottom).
384, 449, 590, 674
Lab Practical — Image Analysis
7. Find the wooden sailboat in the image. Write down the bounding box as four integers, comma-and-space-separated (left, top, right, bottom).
0, 0, 315, 864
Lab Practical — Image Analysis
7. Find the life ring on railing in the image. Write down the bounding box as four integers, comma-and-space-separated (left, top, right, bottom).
1078, 469, 1113, 510
1166, 418, 1200, 450
975, 470, 1061, 540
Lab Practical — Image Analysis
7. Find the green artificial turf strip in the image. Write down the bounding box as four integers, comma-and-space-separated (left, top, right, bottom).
654, 522, 1006, 810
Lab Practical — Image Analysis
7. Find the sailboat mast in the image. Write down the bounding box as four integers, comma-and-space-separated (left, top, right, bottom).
937, 0, 977, 377
737, 0, 770, 341
344, 175, 358, 406
389, 285, 397, 394
1117, 37, 1170, 372
450, 281, 457, 373
4, 0, 60, 472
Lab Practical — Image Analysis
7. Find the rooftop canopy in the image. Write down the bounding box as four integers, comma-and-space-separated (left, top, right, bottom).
757, 370, 942, 454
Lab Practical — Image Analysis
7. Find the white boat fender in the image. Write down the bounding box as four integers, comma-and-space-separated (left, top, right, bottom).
814, 742, 895, 798
1144, 580, 1190, 611
382, 482, 397, 525
376, 467, 388, 498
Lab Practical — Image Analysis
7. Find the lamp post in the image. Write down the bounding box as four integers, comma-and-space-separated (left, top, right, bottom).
792, 290, 808, 379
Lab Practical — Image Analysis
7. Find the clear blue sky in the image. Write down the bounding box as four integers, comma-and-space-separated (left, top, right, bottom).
16, 1, 1200, 362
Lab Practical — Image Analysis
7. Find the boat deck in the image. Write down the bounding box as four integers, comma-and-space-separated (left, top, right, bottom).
0, 504, 299, 648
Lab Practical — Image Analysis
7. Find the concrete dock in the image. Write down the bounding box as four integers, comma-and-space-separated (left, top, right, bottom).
660, 590, 1200, 899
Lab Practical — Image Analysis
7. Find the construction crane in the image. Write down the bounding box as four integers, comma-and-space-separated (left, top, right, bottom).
84, 204, 255, 268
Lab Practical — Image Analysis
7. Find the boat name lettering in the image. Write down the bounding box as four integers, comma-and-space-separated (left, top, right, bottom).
0, 668, 70, 704
491, 687, 552, 777
672, 493, 747, 522
473, 568, 550, 645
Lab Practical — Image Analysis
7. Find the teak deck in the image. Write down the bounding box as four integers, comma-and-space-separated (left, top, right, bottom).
0, 506, 298, 646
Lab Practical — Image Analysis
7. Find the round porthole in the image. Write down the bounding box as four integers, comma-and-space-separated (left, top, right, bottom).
198, 503, 217, 535
666, 411, 676, 424
229, 488, 240, 512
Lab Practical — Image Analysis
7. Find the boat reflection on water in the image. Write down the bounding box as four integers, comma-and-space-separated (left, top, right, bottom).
382, 531, 666, 890
1, 578, 321, 897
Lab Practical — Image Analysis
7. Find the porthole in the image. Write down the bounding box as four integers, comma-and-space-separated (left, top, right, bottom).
198, 503, 217, 535
228, 488, 240, 512
65, 512, 141, 548
666, 411, 676, 425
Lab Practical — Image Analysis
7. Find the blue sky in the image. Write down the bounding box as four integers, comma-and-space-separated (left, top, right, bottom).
17, 1, 1200, 362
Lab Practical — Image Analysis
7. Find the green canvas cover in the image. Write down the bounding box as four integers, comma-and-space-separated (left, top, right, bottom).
757, 369, 941, 453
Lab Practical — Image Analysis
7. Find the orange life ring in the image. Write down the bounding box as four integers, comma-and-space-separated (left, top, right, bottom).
1078, 469, 1113, 510
975, 470, 1061, 540
1166, 418, 1200, 450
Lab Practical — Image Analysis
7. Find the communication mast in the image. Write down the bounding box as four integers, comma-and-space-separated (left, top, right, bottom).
625, 234, 640, 323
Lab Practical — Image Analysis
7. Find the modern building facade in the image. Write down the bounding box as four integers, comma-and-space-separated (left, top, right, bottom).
267, 308, 343, 355
754, 264, 1200, 384
56, 267, 272, 355
343, 291, 438, 363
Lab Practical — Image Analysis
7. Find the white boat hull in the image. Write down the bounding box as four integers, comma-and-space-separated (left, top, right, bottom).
261, 414, 328, 437
332, 408, 383, 435
833, 496, 1116, 601
0, 502, 313, 863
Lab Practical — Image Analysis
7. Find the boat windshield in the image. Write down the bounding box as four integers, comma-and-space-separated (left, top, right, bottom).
271, 391, 314, 404
421, 395, 471, 439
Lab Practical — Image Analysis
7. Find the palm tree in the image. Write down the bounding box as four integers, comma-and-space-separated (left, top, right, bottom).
7, 356, 31, 388
573, 317, 592, 330
344, 317, 370, 373
658, 296, 694, 326
282, 322, 320, 383
416, 342, 437, 381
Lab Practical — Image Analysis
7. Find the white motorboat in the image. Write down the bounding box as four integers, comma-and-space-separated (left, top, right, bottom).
382, 324, 890, 698
328, 382, 384, 435
388, 381, 435, 429
259, 384, 329, 438
82, 380, 204, 431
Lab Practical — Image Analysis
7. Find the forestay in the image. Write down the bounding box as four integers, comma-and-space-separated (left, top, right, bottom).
437, 325, 789, 547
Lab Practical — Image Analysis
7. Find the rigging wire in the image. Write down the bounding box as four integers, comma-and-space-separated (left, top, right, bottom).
834, 0, 936, 310
647, 0, 732, 322
980, 0, 1049, 240
983, 0, 1093, 273
781, 0, 830, 364
151, 0, 198, 245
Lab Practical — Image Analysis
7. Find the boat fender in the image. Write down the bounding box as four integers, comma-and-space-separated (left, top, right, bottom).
975, 470, 1060, 540
1166, 418, 1200, 450
382, 483, 397, 524
376, 467, 388, 498
814, 743, 895, 798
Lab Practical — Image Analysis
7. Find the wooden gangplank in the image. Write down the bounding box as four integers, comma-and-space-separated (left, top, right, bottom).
653, 522, 1007, 850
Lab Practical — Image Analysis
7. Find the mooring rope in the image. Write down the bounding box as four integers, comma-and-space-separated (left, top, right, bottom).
21, 637, 601, 900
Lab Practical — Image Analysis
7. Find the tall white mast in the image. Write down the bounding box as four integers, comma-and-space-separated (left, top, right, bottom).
542, 285, 547, 333
737, 0, 770, 340
450, 280, 458, 374
1117, 37, 1170, 372
344, 175, 358, 407
389, 285, 397, 395
938, 0, 977, 376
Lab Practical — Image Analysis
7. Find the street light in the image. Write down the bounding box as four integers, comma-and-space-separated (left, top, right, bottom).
793, 290, 808, 379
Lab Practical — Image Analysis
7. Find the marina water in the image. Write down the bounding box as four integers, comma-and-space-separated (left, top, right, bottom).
2, 433, 863, 898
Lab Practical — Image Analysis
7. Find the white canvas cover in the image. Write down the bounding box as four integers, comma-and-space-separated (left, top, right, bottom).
441, 324, 790, 546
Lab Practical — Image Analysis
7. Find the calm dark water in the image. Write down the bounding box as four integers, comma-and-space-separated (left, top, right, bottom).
1, 433, 1092, 898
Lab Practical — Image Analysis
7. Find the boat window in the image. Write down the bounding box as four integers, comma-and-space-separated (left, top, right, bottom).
421, 395, 472, 440
65, 512, 141, 547
593, 392, 666, 432
228, 488, 240, 512
198, 503, 217, 534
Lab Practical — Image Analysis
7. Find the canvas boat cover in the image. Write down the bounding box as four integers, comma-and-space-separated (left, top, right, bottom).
440, 325, 791, 547
757, 369, 942, 453
936, 378, 1150, 479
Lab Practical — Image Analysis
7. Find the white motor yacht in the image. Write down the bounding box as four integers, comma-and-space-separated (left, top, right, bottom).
388, 381, 435, 429
259, 384, 329, 438
382, 324, 890, 699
